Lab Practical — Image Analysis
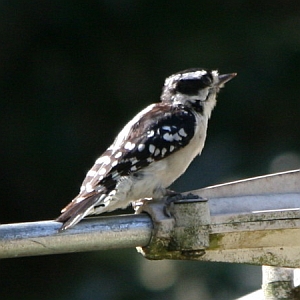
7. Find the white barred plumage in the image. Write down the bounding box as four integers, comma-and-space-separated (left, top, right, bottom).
56, 68, 236, 231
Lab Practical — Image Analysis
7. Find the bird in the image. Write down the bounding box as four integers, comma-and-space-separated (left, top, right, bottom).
56, 68, 236, 231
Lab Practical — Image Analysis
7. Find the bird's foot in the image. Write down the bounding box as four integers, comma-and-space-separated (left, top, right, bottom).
132, 198, 152, 213
163, 191, 202, 217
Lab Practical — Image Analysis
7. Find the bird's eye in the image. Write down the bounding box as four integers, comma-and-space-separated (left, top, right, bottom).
201, 74, 213, 86
176, 75, 212, 95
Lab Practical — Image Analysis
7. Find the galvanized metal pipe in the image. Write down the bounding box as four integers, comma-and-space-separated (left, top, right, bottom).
262, 266, 294, 300
0, 214, 153, 258
0, 169, 299, 261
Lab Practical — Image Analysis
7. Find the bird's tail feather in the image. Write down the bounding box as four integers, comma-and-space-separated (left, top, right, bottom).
56, 193, 101, 231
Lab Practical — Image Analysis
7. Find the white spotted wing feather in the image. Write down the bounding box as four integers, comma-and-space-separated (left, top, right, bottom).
56, 102, 199, 230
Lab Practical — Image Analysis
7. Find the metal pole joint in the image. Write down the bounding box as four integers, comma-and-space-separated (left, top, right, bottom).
136, 197, 211, 260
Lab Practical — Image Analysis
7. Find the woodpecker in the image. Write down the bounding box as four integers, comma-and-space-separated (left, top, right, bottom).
56, 68, 236, 230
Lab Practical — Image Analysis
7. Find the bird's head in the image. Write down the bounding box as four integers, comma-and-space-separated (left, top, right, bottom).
161, 68, 236, 116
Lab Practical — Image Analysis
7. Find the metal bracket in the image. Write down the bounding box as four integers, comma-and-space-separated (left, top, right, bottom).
136, 170, 300, 268
136, 197, 211, 260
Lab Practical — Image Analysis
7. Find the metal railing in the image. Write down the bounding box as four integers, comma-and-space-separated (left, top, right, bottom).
1, 169, 300, 299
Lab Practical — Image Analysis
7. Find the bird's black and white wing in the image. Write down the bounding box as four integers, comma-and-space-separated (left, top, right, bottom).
56, 103, 197, 230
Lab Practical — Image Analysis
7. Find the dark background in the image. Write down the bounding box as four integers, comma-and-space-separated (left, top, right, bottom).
1, 1, 300, 299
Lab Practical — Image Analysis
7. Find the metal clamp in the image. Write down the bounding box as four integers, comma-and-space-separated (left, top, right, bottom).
136, 197, 211, 260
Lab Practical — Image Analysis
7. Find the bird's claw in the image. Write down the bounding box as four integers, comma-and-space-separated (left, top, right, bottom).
163, 192, 202, 217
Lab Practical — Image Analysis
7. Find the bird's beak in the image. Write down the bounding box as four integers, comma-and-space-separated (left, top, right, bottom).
218, 73, 237, 86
